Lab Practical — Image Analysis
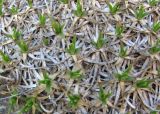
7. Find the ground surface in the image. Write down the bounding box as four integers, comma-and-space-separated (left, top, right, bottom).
0, 0, 160, 114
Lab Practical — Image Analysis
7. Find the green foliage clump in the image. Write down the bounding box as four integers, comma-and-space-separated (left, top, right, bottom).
98, 87, 111, 104
0, 51, 10, 63
108, 2, 120, 15
74, 0, 85, 17
135, 79, 151, 88
134, 5, 148, 20
92, 32, 107, 49
68, 93, 80, 108
39, 72, 52, 93
115, 65, 133, 81
67, 36, 79, 55
38, 14, 46, 27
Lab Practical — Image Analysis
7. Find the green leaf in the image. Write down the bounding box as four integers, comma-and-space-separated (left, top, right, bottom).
68, 93, 80, 108
42, 38, 49, 46
69, 69, 82, 79
115, 65, 133, 81
0, 0, 4, 16
66, 36, 79, 55
115, 24, 124, 38
51, 20, 64, 36
0, 51, 10, 63
148, 0, 159, 6
108, 2, 120, 15
38, 14, 46, 27
10, 6, 18, 15
59, 0, 69, 4
119, 43, 127, 58
136, 79, 151, 88
39, 72, 52, 93
11, 28, 21, 41
20, 97, 36, 113
17, 40, 28, 53
152, 21, 160, 33
92, 32, 106, 49
149, 39, 160, 54
98, 87, 111, 104
134, 5, 148, 20
74, 0, 85, 17
8, 89, 18, 113
27, 0, 33, 7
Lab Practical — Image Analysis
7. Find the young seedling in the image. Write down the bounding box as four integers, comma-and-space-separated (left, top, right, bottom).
27, 0, 33, 7
149, 39, 160, 54
19, 97, 38, 114
134, 5, 148, 20
148, 0, 159, 6
152, 21, 160, 33
51, 20, 64, 36
115, 24, 124, 38
119, 43, 127, 58
0, 0, 4, 16
17, 40, 29, 53
135, 79, 151, 88
0, 51, 10, 63
8, 90, 18, 114
59, 0, 69, 4
69, 69, 82, 80
39, 72, 52, 93
10, 6, 18, 15
42, 38, 49, 46
115, 65, 133, 81
66, 36, 79, 55
68, 93, 80, 108
74, 0, 85, 17
38, 14, 46, 27
108, 2, 120, 15
92, 32, 107, 49
8, 28, 21, 41
98, 87, 111, 104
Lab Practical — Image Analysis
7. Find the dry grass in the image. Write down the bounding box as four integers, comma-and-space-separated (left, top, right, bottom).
0, 0, 160, 114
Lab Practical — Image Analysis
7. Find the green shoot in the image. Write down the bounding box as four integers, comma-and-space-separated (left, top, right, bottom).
42, 38, 49, 46
10, 6, 18, 15
148, 0, 159, 6
27, 0, 33, 7
51, 20, 64, 36
8, 90, 18, 114
68, 93, 80, 108
149, 45, 160, 54
69, 69, 82, 80
74, 0, 85, 17
134, 5, 148, 20
59, 0, 69, 4
149, 39, 160, 54
152, 21, 160, 33
115, 24, 124, 38
9, 28, 21, 41
0, 51, 10, 63
98, 87, 111, 104
150, 110, 157, 114
19, 97, 37, 114
119, 43, 127, 58
0, 0, 4, 16
17, 40, 29, 53
108, 2, 120, 15
92, 32, 107, 49
39, 72, 52, 93
38, 14, 46, 27
135, 79, 151, 88
66, 36, 79, 55
115, 65, 133, 81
